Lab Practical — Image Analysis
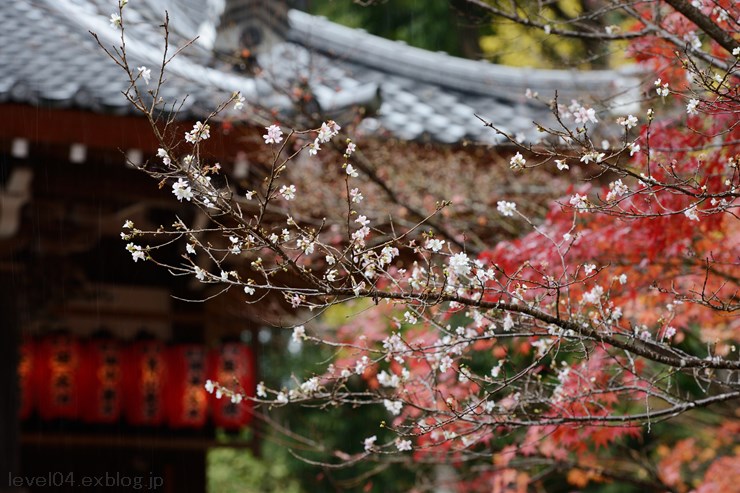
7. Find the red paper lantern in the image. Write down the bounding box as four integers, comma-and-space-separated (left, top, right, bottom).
122, 339, 168, 426
18, 337, 37, 420
166, 344, 209, 428
35, 333, 81, 420
209, 342, 256, 429
80, 338, 123, 423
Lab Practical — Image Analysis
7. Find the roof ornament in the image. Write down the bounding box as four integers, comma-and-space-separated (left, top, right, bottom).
214, 0, 289, 73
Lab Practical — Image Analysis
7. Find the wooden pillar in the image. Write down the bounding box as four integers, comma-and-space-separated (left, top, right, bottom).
0, 262, 24, 492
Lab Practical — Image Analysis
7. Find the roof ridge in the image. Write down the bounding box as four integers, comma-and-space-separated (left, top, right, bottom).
287, 9, 637, 102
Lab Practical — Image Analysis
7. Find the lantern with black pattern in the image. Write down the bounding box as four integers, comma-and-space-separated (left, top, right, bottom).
208, 342, 255, 430
166, 344, 209, 428
18, 336, 37, 420
80, 337, 123, 423
122, 338, 168, 426
35, 332, 81, 420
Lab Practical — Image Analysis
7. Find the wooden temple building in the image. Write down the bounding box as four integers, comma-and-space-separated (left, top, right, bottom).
0, 1, 636, 491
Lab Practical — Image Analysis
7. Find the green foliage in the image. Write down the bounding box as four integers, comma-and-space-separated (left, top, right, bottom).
208, 446, 304, 493
213, 317, 418, 493
308, 0, 627, 68
309, 0, 477, 58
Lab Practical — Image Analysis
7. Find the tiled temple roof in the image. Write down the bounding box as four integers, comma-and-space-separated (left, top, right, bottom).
0, 0, 639, 144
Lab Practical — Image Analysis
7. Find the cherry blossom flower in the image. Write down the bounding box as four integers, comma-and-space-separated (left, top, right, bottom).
110, 13, 121, 29
582, 285, 604, 304
605, 179, 629, 202
655, 79, 670, 97
172, 178, 193, 202
232, 91, 245, 110
317, 122, 335, 143
628, 142, 640, 156
279, 184, 296, 200
383, 399, 403, 415
684, 31, 702, 50
502, 315, 514, 332
256, 382, 266, 398
345, 164, 359, 177
243, 285, 255, 295
263, 125, 283, 144
349, 188, 363, 203
300, 377, 320, 395
379, 246, 398, 266
125, 243, 145, 262
395, 439, 412, 451
351, 227, 370, 245
449, 252, 471, 276
569, 193, 589, 212
580, 151, 605, 164
686, 99, 700, 115
229, 243, 242, 255
555, 159, 569, 170
618, 114, 638, 129
509, 152, 526, 169
156, 148, 171, 166
363, 435, 377, 452
496, 201, 517, 217
327, 120, 341, 134
346, 142, 356, 156
307, 140, 321, 156
425, 238, 445, 252
204, 379, 215, 394
355, 215, 370, 227
572, 104, 598, 124
185, 121, 210, 144
292, 325, 306, 343
378, 371, 400, 388
355, 355, 369, 375
684, 205, 700, 221
297, 237, 315, 255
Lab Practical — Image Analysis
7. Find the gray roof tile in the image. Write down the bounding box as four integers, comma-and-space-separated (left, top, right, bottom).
0, 1, 640, 145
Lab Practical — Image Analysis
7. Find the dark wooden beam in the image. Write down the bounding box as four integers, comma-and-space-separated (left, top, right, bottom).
0, 259, 24, 493
0, 104, 258, 159
20, 433, 247, 451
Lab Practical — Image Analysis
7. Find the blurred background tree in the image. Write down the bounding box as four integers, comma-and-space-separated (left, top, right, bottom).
209, 304, 421, 493
301, 0, 625, 68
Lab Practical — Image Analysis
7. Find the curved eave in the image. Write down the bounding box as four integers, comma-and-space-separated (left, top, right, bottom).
287, 10, 639, 102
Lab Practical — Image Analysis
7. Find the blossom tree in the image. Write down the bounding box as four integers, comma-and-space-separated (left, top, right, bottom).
100, 1, 739, 490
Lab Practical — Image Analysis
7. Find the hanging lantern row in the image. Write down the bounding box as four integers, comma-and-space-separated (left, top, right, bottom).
18, 334, 255, 430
